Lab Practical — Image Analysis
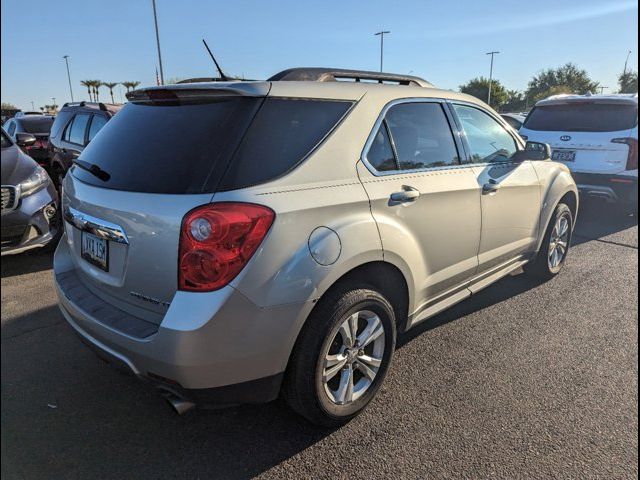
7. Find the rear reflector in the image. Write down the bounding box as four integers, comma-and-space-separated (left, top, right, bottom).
612, 137, 638, 170
178, 203, 275, 292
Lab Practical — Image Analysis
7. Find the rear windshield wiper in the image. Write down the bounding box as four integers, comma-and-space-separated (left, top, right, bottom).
72, 159, 111, 182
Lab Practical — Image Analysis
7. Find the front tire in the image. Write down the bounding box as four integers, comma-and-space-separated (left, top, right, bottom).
283, 286, 396, 427
526, 202, 573, 280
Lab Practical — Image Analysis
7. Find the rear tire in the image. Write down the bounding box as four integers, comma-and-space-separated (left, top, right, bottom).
283, 286, 396, 427
526, 202, 573, 281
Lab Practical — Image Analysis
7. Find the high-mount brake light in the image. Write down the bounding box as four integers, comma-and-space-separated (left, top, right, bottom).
178, 203, 275, 292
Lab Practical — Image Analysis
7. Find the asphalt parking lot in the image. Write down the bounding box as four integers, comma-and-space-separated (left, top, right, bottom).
1, 200, 638, 479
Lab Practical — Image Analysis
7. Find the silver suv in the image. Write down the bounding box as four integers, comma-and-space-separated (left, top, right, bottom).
54, 68, 578, 426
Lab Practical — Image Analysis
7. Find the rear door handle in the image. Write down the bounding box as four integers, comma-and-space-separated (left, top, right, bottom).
390, 186, 420, 202
482, 180, 500, 194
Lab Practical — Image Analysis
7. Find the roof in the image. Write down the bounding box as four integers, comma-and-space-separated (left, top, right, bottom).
130, 80, 482, 105
536, 93, 638, 106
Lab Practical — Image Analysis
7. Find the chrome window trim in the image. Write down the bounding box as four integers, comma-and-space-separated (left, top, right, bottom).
360, 97, 466, 177
63, 206, 130, 244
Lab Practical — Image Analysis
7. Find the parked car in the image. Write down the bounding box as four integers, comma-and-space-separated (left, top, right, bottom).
48, 101, 122, 188
3, 115, 55, 167
520, 94, 638, 212
1, 128, 59, 255
54, 68, 578, 426
501, 112, 527, 130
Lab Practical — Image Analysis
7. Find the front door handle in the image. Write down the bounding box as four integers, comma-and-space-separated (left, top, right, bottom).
482, 180, 500, 194
390, 186, 420, 202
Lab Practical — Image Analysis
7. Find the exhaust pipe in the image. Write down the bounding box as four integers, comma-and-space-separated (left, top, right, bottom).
163, 392, 195, 415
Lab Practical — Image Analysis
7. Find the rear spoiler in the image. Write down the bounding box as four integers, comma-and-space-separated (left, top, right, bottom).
126, 82, 271, 102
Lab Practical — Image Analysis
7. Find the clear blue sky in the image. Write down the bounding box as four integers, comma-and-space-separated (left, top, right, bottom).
1, 0, 638, 110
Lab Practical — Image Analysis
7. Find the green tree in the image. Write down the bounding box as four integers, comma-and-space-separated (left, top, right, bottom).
501, 90, 529, 112
91, 80, 103, 102
103, 82, 119, 103
618, 70, 638, 93
531, 85, 574, 103
526, 63, 598, 101
459, 77, 509, 109
1, 102, 18, 110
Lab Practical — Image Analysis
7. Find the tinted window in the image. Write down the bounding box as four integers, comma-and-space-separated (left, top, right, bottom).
88, 115, 108, 142
503, 116, 523, 130
50, 111, 74, 139
7, 121, 16, 136
66, 114, 90, 145
367, 123, 397, 171
219, 98, 352, 190
73, 98, 262, 194
454, 105, 518, 163
385, 103, 459, 170
20, 117, 54, 134
523, 103, 638, 132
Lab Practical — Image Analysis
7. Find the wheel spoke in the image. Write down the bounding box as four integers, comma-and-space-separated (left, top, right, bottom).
348, 313, 359, 343
338, 321, 354, 348
356, 359, 377, 381
323, 354, 347, 383
558, 217, 569, 236
335, 365, 354, 404
357, 315, 383, 348
358, 353, 382, 369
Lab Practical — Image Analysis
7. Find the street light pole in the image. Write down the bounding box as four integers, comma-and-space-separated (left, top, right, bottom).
30, 101, 35, 111
151, 0, 165, 85
486, 51, 500, 107
374, 30, 390, 72
63, 55, 74, 102
623, 50, 632, 76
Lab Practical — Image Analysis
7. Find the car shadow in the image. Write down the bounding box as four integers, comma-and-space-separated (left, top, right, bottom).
571, 199, 638, 247
0, 248, 54, 278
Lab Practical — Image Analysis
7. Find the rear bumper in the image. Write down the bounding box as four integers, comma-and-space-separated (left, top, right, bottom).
572, 172, 638, 204
54, 238, 313, 406
1, 184, 59, 256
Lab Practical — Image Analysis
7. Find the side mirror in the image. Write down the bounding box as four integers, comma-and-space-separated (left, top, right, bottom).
513, 141, 551, 162
15, 133, 36, 147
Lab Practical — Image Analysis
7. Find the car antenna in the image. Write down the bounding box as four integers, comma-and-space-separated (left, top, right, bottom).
202, 39, 229, 81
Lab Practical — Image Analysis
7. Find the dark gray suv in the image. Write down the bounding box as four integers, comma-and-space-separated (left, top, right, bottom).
1, 128, 59, 255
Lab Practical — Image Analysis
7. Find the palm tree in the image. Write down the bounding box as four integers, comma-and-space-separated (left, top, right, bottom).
104, 82, 119, 103
81, 80, 93, 101
121, 81, 141, 93
92, 81, 103, 102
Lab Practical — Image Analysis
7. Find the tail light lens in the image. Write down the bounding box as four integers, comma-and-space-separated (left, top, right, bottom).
178, 203, 275, 292
612, 137, 638, 170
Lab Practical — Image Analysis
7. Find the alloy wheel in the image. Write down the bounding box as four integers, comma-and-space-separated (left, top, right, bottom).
322, 310, 386, 405
548, 213, 570, 269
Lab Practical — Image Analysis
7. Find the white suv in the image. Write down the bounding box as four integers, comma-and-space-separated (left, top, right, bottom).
519, 94, 638, 211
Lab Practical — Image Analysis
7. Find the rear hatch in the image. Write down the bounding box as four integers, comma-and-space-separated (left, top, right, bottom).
61, 84, 269, 321
60, 82, 354, 321
521, 100, 638, 175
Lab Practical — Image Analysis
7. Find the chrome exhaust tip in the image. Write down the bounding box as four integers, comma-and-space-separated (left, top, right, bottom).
162, 392, 195, 415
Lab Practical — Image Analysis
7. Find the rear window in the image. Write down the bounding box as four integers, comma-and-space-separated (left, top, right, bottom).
73, 96, 352, 194
524, 103, 638, 132
20, 117, 54, 134
218, 98, 352, 190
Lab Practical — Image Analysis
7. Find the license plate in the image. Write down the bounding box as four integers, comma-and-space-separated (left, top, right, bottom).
81, 232, 109, 271
552, 150, 576, 162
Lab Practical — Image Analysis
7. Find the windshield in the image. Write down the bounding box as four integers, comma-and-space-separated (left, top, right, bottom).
20, 117, 55, 134
523, 103, 638, 132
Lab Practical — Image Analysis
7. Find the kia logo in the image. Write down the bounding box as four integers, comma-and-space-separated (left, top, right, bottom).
560, 135, 572, 141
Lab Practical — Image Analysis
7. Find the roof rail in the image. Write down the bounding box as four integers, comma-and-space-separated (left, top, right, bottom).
268, 67, 433, 87
62, 101, 122, 111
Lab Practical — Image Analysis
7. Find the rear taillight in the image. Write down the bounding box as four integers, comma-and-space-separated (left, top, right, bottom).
612, 137, 638, 170
178, 203, 275, 292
